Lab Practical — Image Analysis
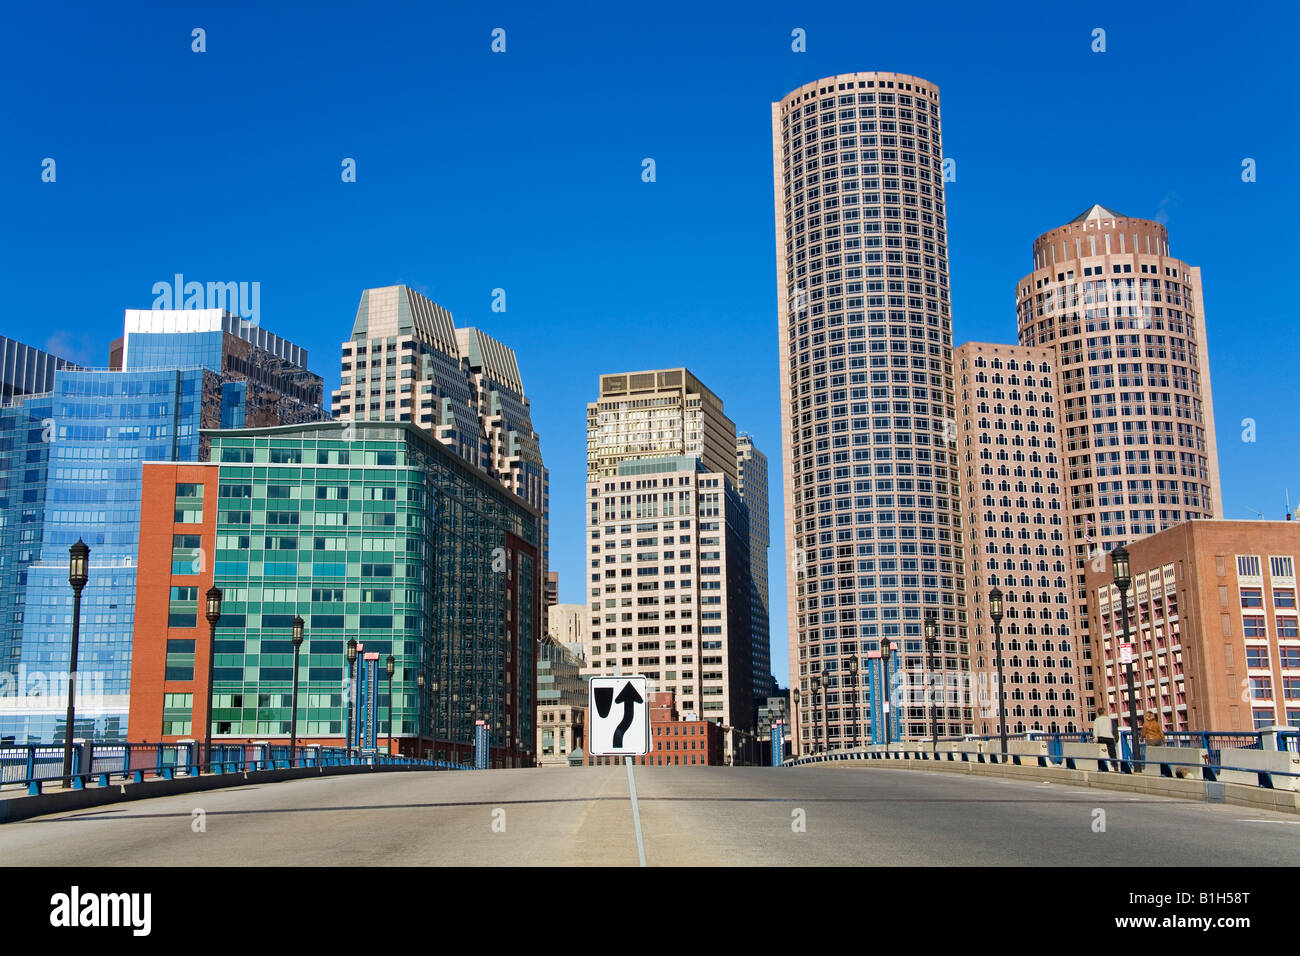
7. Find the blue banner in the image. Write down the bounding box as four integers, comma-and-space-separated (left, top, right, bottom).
868, 653, 902, 745
770, 722, 785, 766
474, 721, 489, 770
363, 656, 378, 751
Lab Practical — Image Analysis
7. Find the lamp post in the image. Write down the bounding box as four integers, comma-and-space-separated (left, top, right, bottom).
416, 671, 425, 759
791, 688, 800, 757
847, 654, 860, 749
385, 653, 396, 756
289, 615, 304, 768
989, 586, 1007, 757
925, 609, 939, 751
62, 539, 90, 788
811, 674, 823, 754
879, 640, 893, 748
203, 586, 222, 771
1112, 544, 1139, 766
345, 638, 358, 760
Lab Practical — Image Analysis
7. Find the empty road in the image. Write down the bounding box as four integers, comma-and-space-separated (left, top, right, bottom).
2, 765, 1297, 865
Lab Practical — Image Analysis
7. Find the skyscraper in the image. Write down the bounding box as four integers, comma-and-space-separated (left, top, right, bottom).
1016, 206, 1222, 722
736, 433, 773, 705
583, 369, 754, 730
331, 285, 549, 569
772, 72, 966, 754
955, 342, 1084, 735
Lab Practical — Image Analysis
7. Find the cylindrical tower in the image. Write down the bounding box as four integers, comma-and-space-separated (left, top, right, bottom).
1015, 205, 1222, 726
771, 72, 968, 755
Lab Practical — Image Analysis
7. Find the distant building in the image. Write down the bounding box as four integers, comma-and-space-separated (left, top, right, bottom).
0, 336, 79, 402
582, 369, 754, 730
584, 690, 724, 766
736, 434, 773, 714
537, 635, 586, 766
545, 571, 559, 608
1085, 520, 1300, 734
127, 421, 543, 766
547, 603, 588, 661
1, 310, 326, 745
955, 342, 1081, 735
330, 285, 549, 571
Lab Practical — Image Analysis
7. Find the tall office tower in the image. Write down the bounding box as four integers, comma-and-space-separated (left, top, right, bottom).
955, 343, 1085, 735
0, 311, 327, 745
583, 369, 754, 730
1016, 206, 1222, 723
772, 73, 965, 754
736, 434, 773, 706
331, 285, 549, 567
0, 336, 80, 402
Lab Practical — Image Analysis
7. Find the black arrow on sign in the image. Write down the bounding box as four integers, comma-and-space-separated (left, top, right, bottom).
613, 681, 643, 749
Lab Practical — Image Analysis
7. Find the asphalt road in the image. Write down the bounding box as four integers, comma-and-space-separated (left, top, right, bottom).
2, 764, 1297, 865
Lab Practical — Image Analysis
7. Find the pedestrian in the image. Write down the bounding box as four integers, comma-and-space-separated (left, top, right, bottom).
1094, 713, 1117, 767
1141, 711, 1164, 763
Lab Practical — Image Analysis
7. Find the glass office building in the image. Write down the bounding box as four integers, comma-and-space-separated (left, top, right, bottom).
130, 421, 542, 767
0, 395, 54, 678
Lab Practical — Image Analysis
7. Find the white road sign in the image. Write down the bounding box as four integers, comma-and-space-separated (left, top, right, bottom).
1119, 643, 1134, 665
588, 676, 650, 756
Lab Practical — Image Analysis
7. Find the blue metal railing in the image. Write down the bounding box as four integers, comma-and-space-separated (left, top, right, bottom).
1, 741, 474, 794
780, 729, 1299, 789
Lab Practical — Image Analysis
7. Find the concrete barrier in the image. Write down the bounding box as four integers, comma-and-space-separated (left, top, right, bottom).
1005, 739, 1049, 762
1142, 745, 1207, 778
1219, 748, 1300, 790
1062, 742, 1109, 771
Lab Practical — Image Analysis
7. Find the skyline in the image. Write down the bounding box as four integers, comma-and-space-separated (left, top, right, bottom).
4, 1, 1299, 690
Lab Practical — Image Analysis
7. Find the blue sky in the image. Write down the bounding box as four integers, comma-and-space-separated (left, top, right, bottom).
3, 1, 1297, 686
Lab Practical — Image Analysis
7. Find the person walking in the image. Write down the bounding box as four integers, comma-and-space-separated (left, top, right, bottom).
1140, 711, 1164, 768
1094, 713, 1117, 769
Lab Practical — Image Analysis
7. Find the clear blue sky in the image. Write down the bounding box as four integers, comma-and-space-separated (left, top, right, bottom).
3, 1, 1297, 686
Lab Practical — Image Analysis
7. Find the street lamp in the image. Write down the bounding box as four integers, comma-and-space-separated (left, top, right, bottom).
386, 653, 396, 756
791, 688, 800, 757
289, 615, 304, 767
203, 586, 222, 771
1112, 544, 1139, 766
416, 671, 425, 759
879, 639, 893, 748
62, 539, 90, 787
925, 609, 939, 751
989, 586, 1007, 757
847, 654, 860, 749
811, 674, 824, 754
346, 638, 358, 760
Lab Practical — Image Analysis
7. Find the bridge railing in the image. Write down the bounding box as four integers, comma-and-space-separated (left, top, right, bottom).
780, 729, 1299, 791
0, 741, 474, 795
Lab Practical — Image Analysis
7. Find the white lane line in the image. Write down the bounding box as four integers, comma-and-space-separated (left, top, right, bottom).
625, 756, 647, 867
1236, 819, 1300, 824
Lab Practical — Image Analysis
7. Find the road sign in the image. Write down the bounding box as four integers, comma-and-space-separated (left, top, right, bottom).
1119, 643, 1134, 665
588, 676, 650, 756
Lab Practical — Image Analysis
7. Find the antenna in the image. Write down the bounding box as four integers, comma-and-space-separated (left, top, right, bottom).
1245, 507, 1264, 520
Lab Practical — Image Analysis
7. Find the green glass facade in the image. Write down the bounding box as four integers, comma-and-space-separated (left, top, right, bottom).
205, 421, 540, 766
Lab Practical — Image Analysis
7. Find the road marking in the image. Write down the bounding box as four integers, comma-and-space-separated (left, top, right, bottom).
1235, 819, 1300, 824
625, 756, 646, 867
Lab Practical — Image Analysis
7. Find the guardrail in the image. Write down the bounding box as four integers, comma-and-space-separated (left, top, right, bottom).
0, 741, 473, 795
781, 738, 1300, 791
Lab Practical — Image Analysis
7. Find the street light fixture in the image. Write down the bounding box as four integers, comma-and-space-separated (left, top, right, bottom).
847, 654, 860, 749
1112, 544, 1139, 766
62, 539, 90, 788
989, 586, 1007, 757
386, 653, 396, 756
811, 674, 824, 754
924, 609, 939, 751
791, 688, 800, 757
290, 615, 304, 767
416, 671, 425, 759
204, 586, 223, 771
346, 638, 358, 760
879, 639, 893, 748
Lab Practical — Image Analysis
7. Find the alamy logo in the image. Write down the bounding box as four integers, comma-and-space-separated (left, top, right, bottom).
49, 887, 151, 936
151, 274, 260, 325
